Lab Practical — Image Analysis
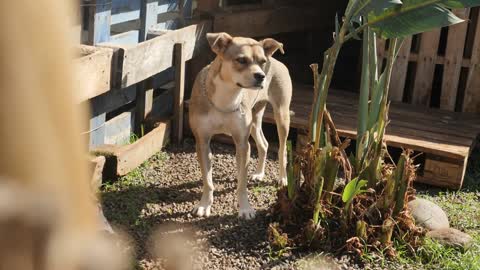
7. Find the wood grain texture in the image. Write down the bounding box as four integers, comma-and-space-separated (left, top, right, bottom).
261, 85, 479, 160
173, 43, 186, 144
411, 30, 441, 106
93, 121, 170, 177
73, 45, 114, 102
440, 9, 471, 111
419, 155, 467, 189
463, 9, 480, 113
389, 36, 412, 102
105, 22, 209, 88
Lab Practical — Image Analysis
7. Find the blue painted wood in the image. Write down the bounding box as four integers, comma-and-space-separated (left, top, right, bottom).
139, 0, 159, 42
111, 10, 140, 25
89, 0, 113, 148
108, 30, 140, 45
93, 0, 112, 44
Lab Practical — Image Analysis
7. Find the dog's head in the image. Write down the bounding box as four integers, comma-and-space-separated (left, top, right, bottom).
206, 32, 284, 89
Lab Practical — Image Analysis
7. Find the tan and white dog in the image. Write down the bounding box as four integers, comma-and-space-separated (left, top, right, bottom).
189, 32, 292, 219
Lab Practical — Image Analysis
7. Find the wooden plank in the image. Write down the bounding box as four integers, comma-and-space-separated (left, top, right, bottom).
261, 86, 479, 160
105, 110, 134, 145
108, 22, 209, 88
87, 0, 112, 148
173, 43, 186, 144
418, 155, 467, 189
440, 9, 471, 111
389, 36, 412, 102
411, 30, 441, 106
89, 97, 107, 149
213, 6, 323, 37
87, 0, 112, 45
93, 121, 170, 177
73, 46, 114, 102
89, 155, 106, 192
463, 9, 480, 113
140, 0, 159, 42
108, 30, 140, 45
378, 52, 472, 68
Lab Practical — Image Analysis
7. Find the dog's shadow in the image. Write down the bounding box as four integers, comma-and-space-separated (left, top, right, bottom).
100, 140, 277, 260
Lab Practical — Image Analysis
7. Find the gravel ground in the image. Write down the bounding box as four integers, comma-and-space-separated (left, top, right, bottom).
101, 138, 480, 270
101, 138, 363, 270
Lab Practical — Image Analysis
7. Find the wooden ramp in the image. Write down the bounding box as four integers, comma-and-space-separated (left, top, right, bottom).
264, 85, 480, 189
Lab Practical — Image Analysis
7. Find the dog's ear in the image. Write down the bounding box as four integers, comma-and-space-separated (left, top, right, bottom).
261, 38, 284, 57
206, 32, 233, 55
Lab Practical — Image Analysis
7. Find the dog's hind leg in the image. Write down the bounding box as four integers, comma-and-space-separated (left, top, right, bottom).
250, 104, 268, 181
233, 135, 256, 219
273, 105, 290, 186
193, 134, 214, 217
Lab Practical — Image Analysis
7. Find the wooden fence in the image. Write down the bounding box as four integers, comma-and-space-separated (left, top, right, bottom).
378, 7, 480, 114
74, 0, 211, 179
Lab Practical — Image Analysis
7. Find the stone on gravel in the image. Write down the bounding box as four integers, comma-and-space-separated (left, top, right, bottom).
426, 228, 473, 250
407, 198, 449, 230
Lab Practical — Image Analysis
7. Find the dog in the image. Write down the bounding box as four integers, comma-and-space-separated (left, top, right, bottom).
189, 32, 292, 219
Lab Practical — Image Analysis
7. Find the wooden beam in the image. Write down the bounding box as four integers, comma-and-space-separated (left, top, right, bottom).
411, 29, 441, 106
173, 43, 186, 144
103, 22, 210, 88
213, 6, 323, 37
92, 121, 170, 177
389, 36, 412, 102
463, 9, 480, 113
73, 46, 114, 102
87, 0, 112, 148
440, 9, 471, 111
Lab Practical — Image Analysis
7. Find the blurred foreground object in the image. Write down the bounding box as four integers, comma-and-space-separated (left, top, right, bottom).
0, 1, 128, 269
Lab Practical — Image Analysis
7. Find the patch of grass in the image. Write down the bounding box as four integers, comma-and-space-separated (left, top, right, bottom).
393, 235, 480, 270
101, 150, 169, 192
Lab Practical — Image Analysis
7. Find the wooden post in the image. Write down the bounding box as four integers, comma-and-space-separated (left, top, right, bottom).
135, 0, 158, 135
411, 30, 441, 106
389, 36, 413, 102
87, 0, 112, 149
463, 8, 480, 113
440, 8, 470, 111
173, 43, 186, 144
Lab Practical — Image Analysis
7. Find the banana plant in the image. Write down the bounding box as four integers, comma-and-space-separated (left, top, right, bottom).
309, 0, 479, 150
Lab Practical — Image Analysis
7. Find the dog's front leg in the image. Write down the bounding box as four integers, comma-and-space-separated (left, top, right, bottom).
234, 137, 255, 219
193, 136, 214, 217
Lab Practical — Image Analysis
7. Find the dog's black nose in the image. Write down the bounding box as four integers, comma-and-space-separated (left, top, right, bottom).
254, 72, 265, 82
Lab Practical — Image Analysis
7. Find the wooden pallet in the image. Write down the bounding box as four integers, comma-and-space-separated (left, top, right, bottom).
263, 85, 480, 189
377, 7, 480, 113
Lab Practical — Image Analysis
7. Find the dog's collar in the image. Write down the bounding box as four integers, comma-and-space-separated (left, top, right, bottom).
201, 70, 246, 114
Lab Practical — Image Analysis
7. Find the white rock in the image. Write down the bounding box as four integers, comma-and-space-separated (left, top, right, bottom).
407, 198, 449, 230
427, 228, 473, 249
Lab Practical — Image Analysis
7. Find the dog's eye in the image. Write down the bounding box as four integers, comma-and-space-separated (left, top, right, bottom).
258, 59, 267, 65
236, 57, 247, 64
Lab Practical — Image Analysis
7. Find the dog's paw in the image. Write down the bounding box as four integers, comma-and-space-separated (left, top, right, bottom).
238, 206, 256, 220
277, 176, 288, 187
250, 172, 265, 181
192, 204, 211, 217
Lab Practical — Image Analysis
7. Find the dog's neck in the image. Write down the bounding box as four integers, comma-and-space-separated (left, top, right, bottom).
206, 58, 244, 113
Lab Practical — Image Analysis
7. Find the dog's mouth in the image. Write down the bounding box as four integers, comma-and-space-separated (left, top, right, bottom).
236, 82, 264, 90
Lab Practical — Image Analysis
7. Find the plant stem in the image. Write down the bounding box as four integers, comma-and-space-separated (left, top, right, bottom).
356, 23, 370, 169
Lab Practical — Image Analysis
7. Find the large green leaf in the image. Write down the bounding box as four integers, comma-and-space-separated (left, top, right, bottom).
354, 0, 403, 17
443, 0, 480, 8
369, 0, 465, 38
